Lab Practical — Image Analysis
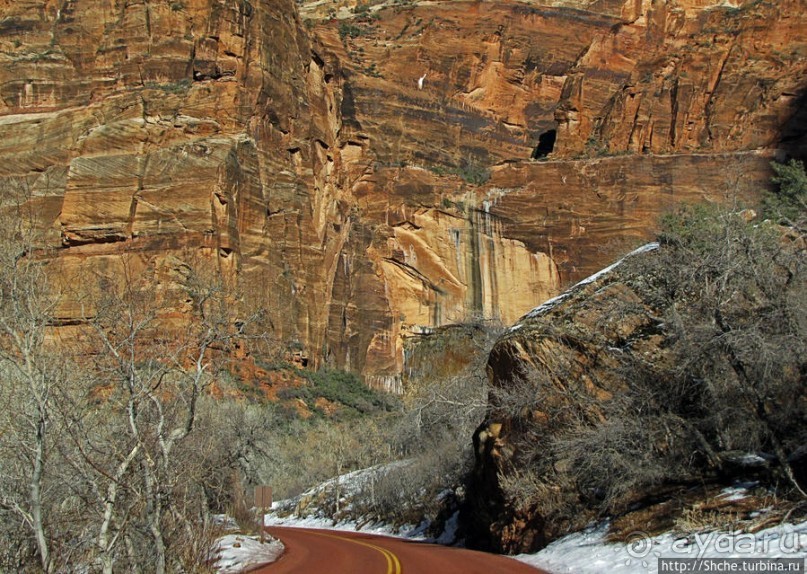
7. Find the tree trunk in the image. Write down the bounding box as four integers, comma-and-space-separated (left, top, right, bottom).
141, 457, 167, 574
31, 415, 51, 574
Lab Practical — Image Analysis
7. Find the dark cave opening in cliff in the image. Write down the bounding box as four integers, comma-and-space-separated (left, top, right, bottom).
780, 90, 807, 163
531, 129, 557, 159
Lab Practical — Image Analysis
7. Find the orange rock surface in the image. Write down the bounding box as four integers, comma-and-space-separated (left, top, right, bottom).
0, 0, 804, 388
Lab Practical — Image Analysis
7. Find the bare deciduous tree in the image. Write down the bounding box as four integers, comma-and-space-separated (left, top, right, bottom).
0, 180, 273, 572
0, 181, 73, 573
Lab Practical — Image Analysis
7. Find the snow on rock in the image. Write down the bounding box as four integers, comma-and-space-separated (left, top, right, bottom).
514, 519, 807, 574
266, 460, 414, 528
297, 460, 412, 503
717, 486, 752, 502
212, 534, 284, 574
509, 242, 659, 333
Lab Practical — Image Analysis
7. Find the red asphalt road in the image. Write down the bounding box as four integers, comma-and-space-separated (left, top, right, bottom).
256, 526, 550, 574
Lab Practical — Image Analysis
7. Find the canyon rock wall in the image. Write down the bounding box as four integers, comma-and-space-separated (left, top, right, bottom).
0, 0, 804, 388
0, 0, 355, 368
309, 0, 806, 165
554, 0, 807, 157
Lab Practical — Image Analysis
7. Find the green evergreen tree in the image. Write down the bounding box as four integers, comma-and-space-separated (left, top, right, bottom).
766, 159, 807, 223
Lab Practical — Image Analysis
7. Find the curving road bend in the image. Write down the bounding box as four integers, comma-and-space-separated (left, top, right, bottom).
256, 526, 549, 574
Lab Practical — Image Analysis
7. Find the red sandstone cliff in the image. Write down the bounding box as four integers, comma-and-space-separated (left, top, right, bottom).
0, 0, 358, 375
0, 0, 804, 388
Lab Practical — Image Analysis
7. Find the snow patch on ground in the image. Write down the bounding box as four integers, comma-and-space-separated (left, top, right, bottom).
260, 460, 465, 544
263, 510, 418, 538
212, 534, 284, 574
515, 520, 807, 574
717, 486, 751, 502
261, 460, 431, 540
262, 498, 432, 541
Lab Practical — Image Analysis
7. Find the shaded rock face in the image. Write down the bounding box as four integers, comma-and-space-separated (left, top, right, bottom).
466, 253, 669, 553
1, 0, 805, 388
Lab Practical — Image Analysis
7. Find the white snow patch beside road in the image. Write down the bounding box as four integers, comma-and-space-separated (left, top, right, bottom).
260, 460, 436, 540
212, 534, 284, 573
515, 519, 807, 574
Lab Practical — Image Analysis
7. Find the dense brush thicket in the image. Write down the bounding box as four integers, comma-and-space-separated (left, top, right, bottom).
270, 321, 502, 535
576, 203, 806, 507
491, 162, 807, 530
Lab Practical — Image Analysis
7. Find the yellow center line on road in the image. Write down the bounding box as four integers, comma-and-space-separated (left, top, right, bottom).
307, 530, 403, 574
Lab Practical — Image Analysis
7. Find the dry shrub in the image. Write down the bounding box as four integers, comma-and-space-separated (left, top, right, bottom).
489, 204, 807, 535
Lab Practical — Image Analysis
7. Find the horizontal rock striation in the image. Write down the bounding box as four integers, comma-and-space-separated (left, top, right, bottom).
0, 0, 804, 387
0, 0, 354, 375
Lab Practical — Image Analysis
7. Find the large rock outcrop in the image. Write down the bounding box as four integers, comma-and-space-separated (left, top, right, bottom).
466, 243, 671, 553
467, 221, 807, 553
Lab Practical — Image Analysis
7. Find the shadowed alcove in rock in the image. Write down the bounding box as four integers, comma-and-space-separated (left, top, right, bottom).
531, 129, 557, 159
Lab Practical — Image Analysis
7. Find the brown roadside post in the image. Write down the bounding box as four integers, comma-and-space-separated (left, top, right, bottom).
254, 486, 272, 543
